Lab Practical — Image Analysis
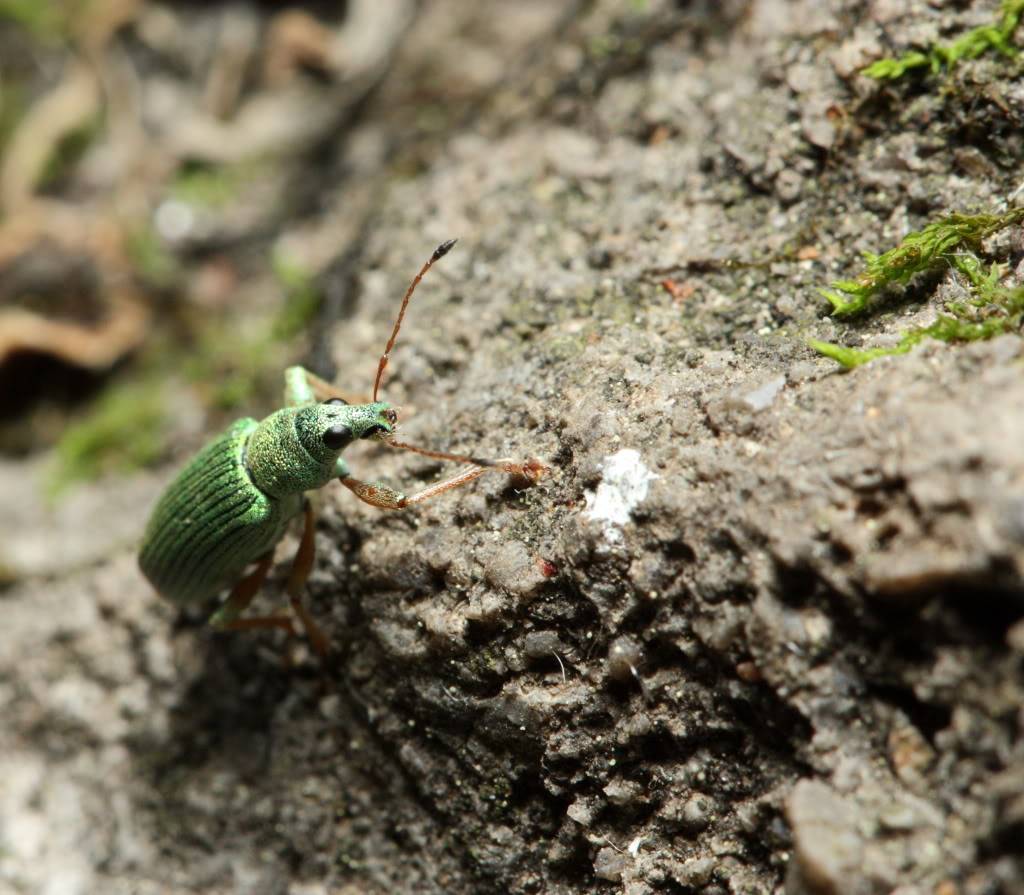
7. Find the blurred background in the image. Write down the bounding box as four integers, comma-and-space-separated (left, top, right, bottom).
0, 0, 610, 583
0, 0, 549, 486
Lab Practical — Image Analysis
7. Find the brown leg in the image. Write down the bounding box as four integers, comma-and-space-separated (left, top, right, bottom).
385, 438, 547, 483
208, 553, 296, 637
341, 455, 546, 511
218, 616, 298, 633
284, 502, 330, 657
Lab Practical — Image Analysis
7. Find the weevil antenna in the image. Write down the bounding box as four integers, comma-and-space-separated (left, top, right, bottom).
372, 239, 458, 402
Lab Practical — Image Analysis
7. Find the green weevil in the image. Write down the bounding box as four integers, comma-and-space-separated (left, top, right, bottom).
139, 240, 545, 655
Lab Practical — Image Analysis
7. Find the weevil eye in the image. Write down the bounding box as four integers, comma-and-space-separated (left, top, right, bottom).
324, 397, 348, 406
323, 424, 352, 449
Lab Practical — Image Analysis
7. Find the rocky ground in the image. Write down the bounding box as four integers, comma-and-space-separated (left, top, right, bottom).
1, 1, 1023, 893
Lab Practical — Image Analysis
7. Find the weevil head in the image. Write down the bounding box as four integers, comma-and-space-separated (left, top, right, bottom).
249, 399, 401, 498
295, 398, 397, 463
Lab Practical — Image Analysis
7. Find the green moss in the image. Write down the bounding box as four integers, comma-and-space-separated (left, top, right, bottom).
811, 213, 1024, 370
819, 209, 1024, 316
864, 0, 1024, 79
0, 0, 68, 38
588, 33, 621, 58
170, 162, 249, 209
809, 312, 1017, 369
47, 380, 168, 497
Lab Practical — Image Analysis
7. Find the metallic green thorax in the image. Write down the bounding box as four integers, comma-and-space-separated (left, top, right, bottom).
246, 401, 388, 497
138, 367, 395, 605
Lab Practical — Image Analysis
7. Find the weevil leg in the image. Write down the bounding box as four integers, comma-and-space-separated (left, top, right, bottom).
384, 438, 548, 482
208, 553, 296, 637
218, 616, 299, 634
340, 457, 546, 510
284, 501, 330, 657
285, 366, 367, 408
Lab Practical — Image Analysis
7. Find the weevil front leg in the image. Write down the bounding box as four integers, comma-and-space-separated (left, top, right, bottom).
285, 366, 367, 408
208, 553, 297, 637
340, 456, 546, 510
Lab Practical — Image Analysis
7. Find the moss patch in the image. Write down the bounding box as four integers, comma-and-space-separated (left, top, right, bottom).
47, 379, 168, 498
173, 161, 244, 208
819, 209, 1024, 317
170, 162, 250, 210
864, 0, 1024, 80
0, 0, 68, 39
811, 209, 1024, 369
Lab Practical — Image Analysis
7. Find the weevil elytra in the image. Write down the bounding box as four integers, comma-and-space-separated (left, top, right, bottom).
138, 240, 545, 655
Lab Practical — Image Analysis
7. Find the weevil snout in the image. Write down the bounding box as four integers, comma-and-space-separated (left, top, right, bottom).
356, 405, 399, 441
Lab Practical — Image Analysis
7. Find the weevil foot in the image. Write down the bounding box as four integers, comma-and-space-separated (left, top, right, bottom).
289, 596, 331, 658
504, 458, 548, 485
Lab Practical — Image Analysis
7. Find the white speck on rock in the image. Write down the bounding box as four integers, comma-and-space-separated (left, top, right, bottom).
739, 375, 786, 412
584, 449, 658, 542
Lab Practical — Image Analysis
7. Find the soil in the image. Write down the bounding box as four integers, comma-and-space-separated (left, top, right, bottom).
1, 1, 1023, 894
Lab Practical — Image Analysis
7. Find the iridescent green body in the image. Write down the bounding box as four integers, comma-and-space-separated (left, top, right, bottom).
138, 417, 292, 603
138, 366, 396, 614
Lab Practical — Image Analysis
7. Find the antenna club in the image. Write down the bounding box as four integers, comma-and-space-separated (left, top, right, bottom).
433, 238, 458, 261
